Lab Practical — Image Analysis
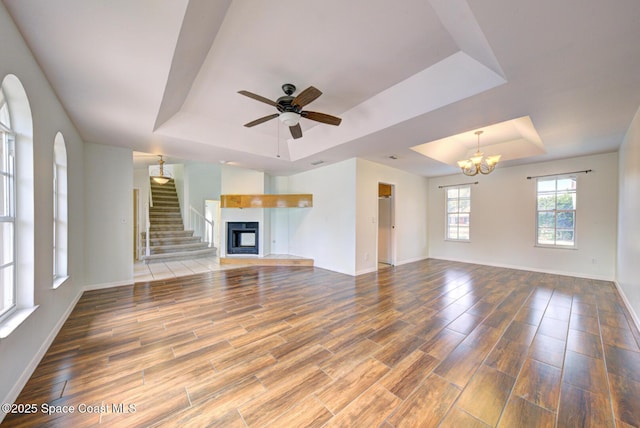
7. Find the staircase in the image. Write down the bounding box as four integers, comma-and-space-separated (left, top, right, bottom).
141, 178, 216, 263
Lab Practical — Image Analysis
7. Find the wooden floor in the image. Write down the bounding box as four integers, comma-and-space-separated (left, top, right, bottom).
4, 259, 640, 427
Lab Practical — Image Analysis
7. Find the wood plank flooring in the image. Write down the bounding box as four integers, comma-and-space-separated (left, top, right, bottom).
3, 259, 640, 427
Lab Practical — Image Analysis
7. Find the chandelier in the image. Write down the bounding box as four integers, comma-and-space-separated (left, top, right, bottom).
457, 131, 501, 176
151, 155, 172, 184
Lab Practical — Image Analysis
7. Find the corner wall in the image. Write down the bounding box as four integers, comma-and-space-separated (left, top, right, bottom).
287, 159, 357, 275
0, 1, 86, 412
355, 159, 429, 274
617, 106, 640, 326
428, 152, 618, 280
83, 143, 134, 287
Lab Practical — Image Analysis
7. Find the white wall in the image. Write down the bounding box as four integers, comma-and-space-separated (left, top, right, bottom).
183, 162, 221, 214
220, 165, 266, 256
288, 159, 357, 275
355, 159, 430, 274
84, 143, 134, 287
428, 152, 618, 280
0, 1, 86, 412
617, 106, 640, 326
268, 176, 291, 254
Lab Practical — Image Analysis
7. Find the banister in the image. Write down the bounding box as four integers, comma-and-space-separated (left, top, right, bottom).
189, 205, 214, 248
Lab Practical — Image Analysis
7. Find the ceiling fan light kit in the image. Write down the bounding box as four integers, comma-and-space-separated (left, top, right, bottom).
238, 83, 342, 139
279, 111, 300, 126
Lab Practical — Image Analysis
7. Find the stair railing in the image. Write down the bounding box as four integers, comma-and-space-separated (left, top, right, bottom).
189, 205, 214, 248
144, 178, 153, 259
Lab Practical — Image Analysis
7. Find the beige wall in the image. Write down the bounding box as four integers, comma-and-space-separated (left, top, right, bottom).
428, 152, 618, 280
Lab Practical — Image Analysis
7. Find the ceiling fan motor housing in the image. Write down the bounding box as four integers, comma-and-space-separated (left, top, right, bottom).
238, 83, 341, 138
282, 83, 296, 95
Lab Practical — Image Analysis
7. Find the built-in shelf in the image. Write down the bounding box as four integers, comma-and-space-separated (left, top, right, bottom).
220, 194, 313, 208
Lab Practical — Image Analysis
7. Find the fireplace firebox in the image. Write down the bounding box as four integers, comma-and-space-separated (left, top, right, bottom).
226, 222, 259, 255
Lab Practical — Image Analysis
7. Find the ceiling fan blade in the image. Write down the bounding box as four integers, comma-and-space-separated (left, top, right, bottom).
292, 86, 322, 108
238, 90, 278, 107
302, 111, 342, 126
289, 123, 303, 139
244, 113, 279, 127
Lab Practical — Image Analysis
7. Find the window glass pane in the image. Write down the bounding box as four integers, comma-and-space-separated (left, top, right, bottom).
448, 214, 459, 225
1, 174, 7, 216
556, 211, 575, 229
459, 199, 470, 213
1, 264, 15, 315
556, 229, 574, 245
0, 222, 13, 265
447, 200, 458, 213
458, 227, 470, 240
0, 99, 10, 129
538, 212, 555, 228
459, 186, 470, 198
537, 194, 555, 210
448, 227, 458, 240
556, 192, 576, 210
537, 228, 555, 245
459, 213, 470, 226
537, 179, 556, 192
447, 188, 459, 199
557, 178, 576, 191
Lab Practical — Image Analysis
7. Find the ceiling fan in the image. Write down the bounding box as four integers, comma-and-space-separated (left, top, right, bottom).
238, 83, 342, 139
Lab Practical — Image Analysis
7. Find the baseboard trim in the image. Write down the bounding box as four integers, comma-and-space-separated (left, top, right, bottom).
1, 288, 83, 422
84, 279, 134, 291
394, 256, 430, 267
614, 280, 640, 334
429, 256, 614, 282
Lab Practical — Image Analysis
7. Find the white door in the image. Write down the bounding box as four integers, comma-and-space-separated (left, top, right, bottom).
378, 196, 393, 265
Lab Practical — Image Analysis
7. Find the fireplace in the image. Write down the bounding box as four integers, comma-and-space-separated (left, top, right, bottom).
227, 222, 259, 255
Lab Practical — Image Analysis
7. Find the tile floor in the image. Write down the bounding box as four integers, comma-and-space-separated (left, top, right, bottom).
134, 256, 239, 283
135, 257, 396, 283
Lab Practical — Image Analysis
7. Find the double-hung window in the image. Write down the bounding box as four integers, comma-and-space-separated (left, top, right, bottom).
446, 185, 470, 241
0, 90, 16, 320
536, 176, 577, 247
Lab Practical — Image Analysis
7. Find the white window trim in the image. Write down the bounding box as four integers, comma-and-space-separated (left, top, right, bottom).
0, 74, 36, 337
445, 184, 471, 242
534, 175, 578, 249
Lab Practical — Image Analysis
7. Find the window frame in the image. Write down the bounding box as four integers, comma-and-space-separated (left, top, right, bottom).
445, 184, 471, 242
535, 175, 577, 249
0, 115, 17, 322
53, 132, 68, 288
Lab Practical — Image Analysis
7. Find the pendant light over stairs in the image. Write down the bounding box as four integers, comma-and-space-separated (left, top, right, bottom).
141, 178, 216, 263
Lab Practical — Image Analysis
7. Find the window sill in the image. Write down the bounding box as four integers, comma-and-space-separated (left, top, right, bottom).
0, 306, 39, 339
534, 244, 578, 250
53, 275, 70, 289
445, 239, 471, 243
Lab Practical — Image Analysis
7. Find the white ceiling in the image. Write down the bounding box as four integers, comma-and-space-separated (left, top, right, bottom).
4, 0, 640, 176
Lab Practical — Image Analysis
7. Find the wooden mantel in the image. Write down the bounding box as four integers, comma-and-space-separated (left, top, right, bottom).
220, 194, 313, 209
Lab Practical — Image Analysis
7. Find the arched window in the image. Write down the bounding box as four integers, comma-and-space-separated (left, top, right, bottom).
0, 74, 34, 329
53, 132, 68, 286
0, 83, 16, 319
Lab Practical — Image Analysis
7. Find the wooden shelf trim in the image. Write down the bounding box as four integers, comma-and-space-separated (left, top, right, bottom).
221, 194, 313, 208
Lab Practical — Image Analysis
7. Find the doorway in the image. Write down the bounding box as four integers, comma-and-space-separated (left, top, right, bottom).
377, 182, 394, 269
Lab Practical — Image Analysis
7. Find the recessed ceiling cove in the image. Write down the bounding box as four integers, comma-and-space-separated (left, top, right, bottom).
410, 116, 545, 166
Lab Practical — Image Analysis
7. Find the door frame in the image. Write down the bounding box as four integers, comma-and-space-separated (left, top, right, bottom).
376, 182, 396, 268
